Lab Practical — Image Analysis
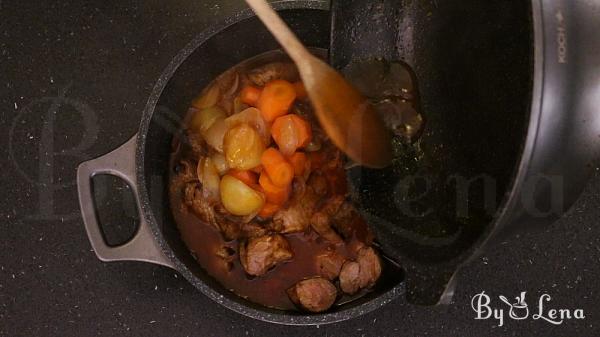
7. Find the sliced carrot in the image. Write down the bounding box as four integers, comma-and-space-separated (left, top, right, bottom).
258, 202, 281, 218
291, 115, 312, 148
240, 85, 262, 106
308, 151, 328, 170
261, 148, 286, 167
271, 114, 312, 156
260, 148, 294, 187
288, 152, 310, 177
293, 81, 307, 99
259, 171, 292, 205
257, 80, 297, 122
270, 115, 297, 156
227, 169, 258, 188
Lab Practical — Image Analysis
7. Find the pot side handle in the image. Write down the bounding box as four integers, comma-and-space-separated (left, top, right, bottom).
77, 135, 175, 269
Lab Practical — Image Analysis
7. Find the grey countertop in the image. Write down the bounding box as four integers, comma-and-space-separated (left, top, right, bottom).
1, 1, 599, 336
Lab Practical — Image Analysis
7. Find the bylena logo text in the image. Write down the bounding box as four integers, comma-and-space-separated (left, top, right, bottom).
471, 291, 585, 327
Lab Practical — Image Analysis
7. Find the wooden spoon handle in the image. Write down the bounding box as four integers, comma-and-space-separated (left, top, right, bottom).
244, 0, 312, 64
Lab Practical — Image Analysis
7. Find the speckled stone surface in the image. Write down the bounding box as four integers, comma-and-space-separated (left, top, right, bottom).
1, 1, 600, 336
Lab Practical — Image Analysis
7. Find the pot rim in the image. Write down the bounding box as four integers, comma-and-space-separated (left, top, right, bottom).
135, 0, 405, 326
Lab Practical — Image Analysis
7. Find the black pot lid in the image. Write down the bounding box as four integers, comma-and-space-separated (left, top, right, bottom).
329, 0, 535, 305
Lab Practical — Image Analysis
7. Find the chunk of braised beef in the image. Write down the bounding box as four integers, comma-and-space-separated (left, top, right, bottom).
356, 246, 382, 289
329, 201, 357, 240
339, 261, 361, 295
239, 234, 293, 276
339, 246, 382, 294
316, 250, 346, 280
272, 182, 320, 234
184, 183, 216, 224
287, 277, 337, 313
312, 197, 375, 245
310, 195, 345, 244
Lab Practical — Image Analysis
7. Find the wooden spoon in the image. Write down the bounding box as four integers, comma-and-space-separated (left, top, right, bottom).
244, 0, 393, 168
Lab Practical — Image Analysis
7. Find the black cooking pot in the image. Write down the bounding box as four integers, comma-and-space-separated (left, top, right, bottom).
77, 0, 600, 325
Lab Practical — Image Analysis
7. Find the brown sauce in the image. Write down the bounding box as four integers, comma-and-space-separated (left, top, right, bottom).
170, 195, 367, 309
